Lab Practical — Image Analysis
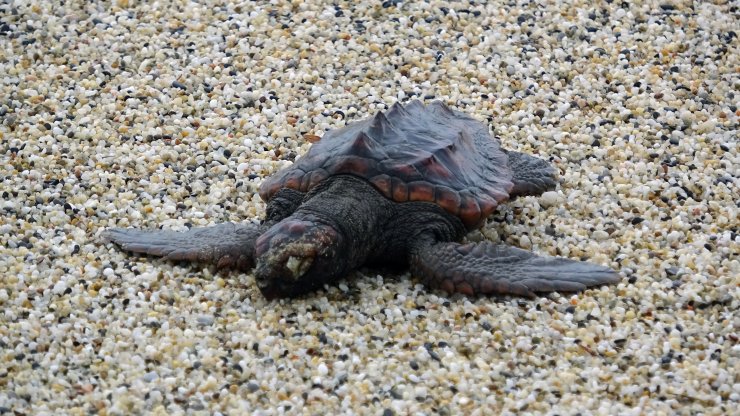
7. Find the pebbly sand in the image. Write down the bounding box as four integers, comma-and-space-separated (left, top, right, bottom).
0, 0, 737, 414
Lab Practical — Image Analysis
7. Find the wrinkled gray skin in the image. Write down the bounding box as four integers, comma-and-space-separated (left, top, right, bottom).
104, 172, 619, 299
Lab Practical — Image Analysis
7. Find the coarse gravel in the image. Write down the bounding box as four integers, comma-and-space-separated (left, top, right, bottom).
1, 1, 738, 415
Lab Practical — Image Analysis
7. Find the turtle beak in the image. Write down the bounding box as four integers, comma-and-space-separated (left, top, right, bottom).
254, 239, 318, 282
284, 255, 314, 278
253, 218, 339, 298
254, 249, 317, 299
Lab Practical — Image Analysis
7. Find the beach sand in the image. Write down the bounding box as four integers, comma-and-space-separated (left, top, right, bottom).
1, 1, 737, 414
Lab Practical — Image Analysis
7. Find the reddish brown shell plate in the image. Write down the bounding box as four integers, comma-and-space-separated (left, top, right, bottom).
259, 101, 514, 229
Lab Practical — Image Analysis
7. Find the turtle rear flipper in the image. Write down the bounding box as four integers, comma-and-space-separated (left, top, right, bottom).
505, 150, 557, 197
410, 241, 620, 297
103, 222, 262, 271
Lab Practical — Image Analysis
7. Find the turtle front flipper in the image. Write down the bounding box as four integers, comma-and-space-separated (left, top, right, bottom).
103, 222, 263, 271
410, 241, 620, 297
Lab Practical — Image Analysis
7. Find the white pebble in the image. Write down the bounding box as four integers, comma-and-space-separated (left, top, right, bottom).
592, 230, 610, 241
540, 191, 561, 208
519, 235, 532, 249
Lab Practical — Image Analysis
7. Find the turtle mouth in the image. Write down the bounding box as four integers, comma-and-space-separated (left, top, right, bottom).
254, 248, 320, 299
257, 276, 304, 300
255, 242, 317, 280
285, 255, 313, 278
254, 218, 340, 299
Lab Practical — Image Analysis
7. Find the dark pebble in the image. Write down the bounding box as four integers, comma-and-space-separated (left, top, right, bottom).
172, 81, 187, 90
383, 409, 394, 416
481, 321, 492, 331
390, 387, 403, 399
247, 381, 259, 393
716, 176, 733, 185
665, 266, 680, 277
669, 137, 680, 145
409, 360, 419, 370
18, 241, 33, 250
335, 373, 348, 385
631, 217, 644, 225
534, 109, 545, 118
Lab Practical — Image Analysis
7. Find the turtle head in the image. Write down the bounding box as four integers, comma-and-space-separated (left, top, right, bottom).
254, 217, 344, 299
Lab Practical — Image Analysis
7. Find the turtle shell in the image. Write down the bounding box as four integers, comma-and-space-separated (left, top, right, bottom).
259, 100, 514, 229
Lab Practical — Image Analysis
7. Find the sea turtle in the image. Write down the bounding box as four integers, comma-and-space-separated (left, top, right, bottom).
104, 100, 619, 299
